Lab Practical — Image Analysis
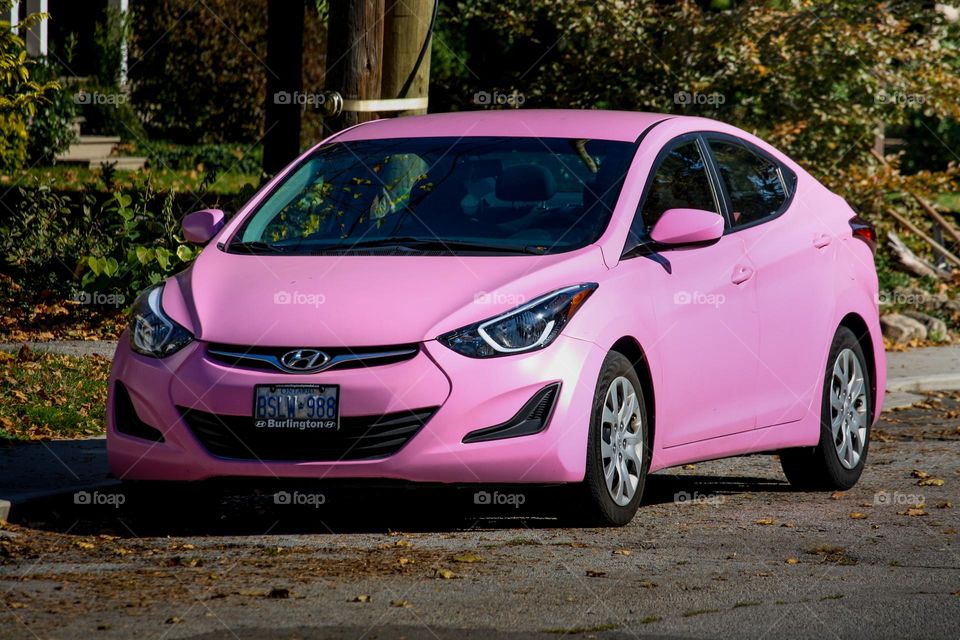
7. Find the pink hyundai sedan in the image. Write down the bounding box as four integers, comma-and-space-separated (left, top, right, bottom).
107, 110, 884, 525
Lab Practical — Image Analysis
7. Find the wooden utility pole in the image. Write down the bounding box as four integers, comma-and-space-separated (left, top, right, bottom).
381, 0, 434, 116
324, 0, 385, 133
262, 0, 305, 175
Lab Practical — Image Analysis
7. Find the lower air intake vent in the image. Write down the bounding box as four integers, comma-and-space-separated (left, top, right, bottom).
462, 383, 560, 444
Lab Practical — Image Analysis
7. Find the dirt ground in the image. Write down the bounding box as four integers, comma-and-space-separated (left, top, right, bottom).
2, 393, 959, 639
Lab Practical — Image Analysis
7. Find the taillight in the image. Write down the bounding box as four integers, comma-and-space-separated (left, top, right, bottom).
849, 215, 876, 254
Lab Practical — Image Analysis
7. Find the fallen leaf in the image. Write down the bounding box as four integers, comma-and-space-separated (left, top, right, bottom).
586, 569, 607, 577
901, 507, 929, 517
613, 549, 632, 556
755, 519, 776, 526
453, 552, 482, 563
435, 568, 457, 579
394, 540, 412, 548
849, 512, 868, 519
390, 599, 411, 608
786, 558, 799, 565
351, 595, 371, 603
911, 470, 931, 479
398, 557, 413, 566
830, 491, 844, 500
918, 478, 945, 487
165, 617, 182, 624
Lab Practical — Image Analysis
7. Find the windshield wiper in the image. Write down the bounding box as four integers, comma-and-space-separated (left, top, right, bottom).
227, 241, 292, 254
319, 237, 547, 255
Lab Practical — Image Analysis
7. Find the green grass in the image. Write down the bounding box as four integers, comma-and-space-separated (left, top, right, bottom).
0, 351, 111, 442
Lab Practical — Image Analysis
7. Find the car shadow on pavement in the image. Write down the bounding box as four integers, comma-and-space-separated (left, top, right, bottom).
8, 468, 793, 537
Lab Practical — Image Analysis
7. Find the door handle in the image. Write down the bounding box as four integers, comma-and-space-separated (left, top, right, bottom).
814, 233, 833, 249
731, 265, 754, 285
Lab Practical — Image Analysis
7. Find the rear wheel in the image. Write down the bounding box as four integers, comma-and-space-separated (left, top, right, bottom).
578, 352, 649, 526
780, 326, 872, 490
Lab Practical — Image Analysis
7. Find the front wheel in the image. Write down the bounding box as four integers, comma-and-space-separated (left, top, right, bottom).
578, 351, 649, 526
780, 326, 872, 490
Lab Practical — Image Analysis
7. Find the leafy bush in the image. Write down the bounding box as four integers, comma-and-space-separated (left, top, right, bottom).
0, 2, 59, 170
26, 57, 79, 165
141, 141, 263, 175
129, 0, 327, 145
81, 187, 200, 295
0, 174, 256, 304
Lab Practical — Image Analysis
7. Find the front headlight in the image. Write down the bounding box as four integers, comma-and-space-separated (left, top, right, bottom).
438, 283, 597, 358
129, 284, 194, 358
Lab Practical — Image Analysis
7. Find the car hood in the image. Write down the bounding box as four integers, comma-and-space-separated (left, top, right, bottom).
162, 246, 608, 347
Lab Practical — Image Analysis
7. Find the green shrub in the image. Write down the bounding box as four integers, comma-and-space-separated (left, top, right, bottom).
0, 2, 59, 170
26, 57, 79, 165
0, 182, 92, 301
129, 0, 327, 145
141, 141, 263, 175
81, 186, 199, 295
0, 113, 28, 171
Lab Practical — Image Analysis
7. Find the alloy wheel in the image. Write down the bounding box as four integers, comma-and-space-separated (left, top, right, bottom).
600, 376, 644, 506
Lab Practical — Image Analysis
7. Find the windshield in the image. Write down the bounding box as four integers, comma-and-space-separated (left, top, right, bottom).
229, 136, 635, 255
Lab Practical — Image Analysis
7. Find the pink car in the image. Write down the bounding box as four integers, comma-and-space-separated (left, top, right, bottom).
108, 110, 884, 525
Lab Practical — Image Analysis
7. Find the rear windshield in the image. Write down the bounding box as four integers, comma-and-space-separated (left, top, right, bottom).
229, 136, 635, 256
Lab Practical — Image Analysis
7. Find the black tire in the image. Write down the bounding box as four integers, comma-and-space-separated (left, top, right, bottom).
577, 351, 650, 526
780, 326, 872, 490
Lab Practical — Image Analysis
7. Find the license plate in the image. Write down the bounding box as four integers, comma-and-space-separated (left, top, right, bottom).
253, 384, 339, 431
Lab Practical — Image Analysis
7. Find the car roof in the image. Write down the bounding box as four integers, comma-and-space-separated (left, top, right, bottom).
332, 109, 675, 143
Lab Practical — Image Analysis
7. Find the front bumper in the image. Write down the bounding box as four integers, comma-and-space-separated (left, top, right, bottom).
106, 332, 605, 484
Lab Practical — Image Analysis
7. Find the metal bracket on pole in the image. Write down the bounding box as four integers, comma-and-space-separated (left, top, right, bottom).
319, 91, 428, 118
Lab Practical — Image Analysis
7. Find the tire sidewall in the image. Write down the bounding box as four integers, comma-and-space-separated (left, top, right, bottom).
819, 327, 872, 489
583, 352, 650, 525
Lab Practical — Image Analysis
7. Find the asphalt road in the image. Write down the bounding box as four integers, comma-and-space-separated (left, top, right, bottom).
2, 394, 959, 640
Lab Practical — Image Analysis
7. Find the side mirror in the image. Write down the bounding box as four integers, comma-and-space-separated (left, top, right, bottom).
182, 209, 225, 244
649, 208, 724, 247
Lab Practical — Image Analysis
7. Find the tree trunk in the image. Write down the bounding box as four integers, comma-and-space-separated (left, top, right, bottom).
324, 0, 384, 133
262, 0, 305, 176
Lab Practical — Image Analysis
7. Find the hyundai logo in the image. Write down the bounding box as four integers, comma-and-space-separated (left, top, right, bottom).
279, 349, 330, 372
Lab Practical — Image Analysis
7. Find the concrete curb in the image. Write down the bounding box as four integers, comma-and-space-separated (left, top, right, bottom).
885, 373, 960, 393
